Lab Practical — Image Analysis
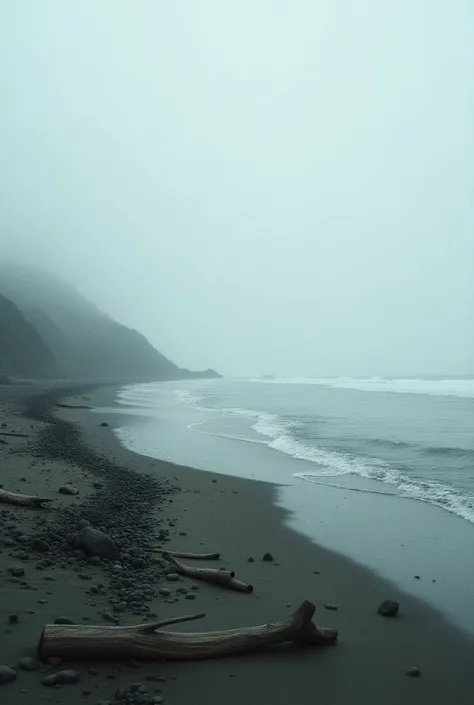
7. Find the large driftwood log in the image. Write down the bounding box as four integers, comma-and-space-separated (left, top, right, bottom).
159, 549, 220, 560
38, 601, 337, 661
0, 488, 53, 508
164, 554, 252, 593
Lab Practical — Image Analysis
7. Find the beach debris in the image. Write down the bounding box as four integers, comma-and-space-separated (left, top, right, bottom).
324, 604, 338, 611
38, 601, 337, 662
262, 552, 274, 561
19, 656, 38, 671
58, 483, 79, 495
56, 403, 92, 410
72, 526, 119, 561
0, 487, 53, 508
42, 669, 80, 686
406, 666, 421, 677
157, 549, 220, 561
378, 600, 400, 617
0, 665, 17, 685
163, 554, 253, 593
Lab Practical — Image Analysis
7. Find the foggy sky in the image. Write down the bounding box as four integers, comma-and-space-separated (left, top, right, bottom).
1, 1, 473, 377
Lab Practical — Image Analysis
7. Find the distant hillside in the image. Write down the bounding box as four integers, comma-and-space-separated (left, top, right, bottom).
0, 264, 219, 381
0, 292, 58, 378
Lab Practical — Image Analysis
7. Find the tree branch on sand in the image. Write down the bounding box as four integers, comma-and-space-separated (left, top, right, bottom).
38, 601, 337, 661
0, 488, 53, 508
159, 553, 253, 593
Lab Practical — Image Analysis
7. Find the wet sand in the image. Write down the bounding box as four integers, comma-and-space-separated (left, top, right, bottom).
0, 382, 472, 704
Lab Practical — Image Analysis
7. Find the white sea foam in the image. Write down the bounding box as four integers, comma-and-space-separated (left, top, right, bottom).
251, 376, 474, 398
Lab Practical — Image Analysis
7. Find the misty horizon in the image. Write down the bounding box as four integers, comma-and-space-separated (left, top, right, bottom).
1, 2, 473, 378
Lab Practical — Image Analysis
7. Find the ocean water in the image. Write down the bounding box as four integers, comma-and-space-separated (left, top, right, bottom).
116, 376, 474, 524
101, 376, 474, 633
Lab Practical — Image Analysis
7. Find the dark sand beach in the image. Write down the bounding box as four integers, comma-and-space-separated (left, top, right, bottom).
0, 382, 472, 704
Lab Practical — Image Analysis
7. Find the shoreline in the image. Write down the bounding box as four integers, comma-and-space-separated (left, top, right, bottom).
0, 382, 472, 703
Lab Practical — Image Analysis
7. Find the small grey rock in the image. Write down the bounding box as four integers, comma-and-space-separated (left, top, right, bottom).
54, 617, 76, 625
406, 666, 421, 677
8, 614, 19, 624
31, 538, 50, 552
247, 556, 255, 563
19, 656, 38, 671
8, 566, 25, 577
159, 588, 171, 597
73, 526, 119, 561
100, 421, 109, 427
0, 665, 17, 685
262, 552, 274, 562
166, 573, 179, 582
378, 600, 399, 617
55, 669, 80, 684
324, 603, 338, 611
58, 484, 79, 495
185, 593, 196, 600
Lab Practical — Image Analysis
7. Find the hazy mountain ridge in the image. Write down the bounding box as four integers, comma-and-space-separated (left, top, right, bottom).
0, 264, 219, 381
0, 292, 59, 378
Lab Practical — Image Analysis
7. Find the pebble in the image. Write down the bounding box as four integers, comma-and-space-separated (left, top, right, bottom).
0, 665, 17, 685
247, 557, 255, 563
58, 484, 79, 495
378, 600, 400, 617
262, 552, 274, 562
324, 604, 338, 611
166, 573, 179, 582
54, 617, 76, 625
185, 594, 196, 600
158, 588, 171, 597
8, 566, 25, 577
414, 575, 421, 580
8, 614, 19, 624
19, 656, 38, 671
406, 666, 421, 677
100, 421, 109, 427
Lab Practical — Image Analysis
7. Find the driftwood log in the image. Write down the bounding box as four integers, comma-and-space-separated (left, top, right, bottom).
0, 488, 53, 508
38, 601, 337, 661
160, 549, 220, 560
56, 403, 92, 410
163, 554, 252, 593
0, 431, 29, 438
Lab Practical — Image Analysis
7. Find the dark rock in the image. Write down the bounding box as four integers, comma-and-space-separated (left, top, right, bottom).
378, 600, 399, 617
0, 665, 17, 684
31, 538, 50, 552
166, 573, 179, 582
58, 484, 79, 495
247, 557, 255, 563
406, 666, 421, 677
185, 593, 196, 600
8, 565, 25, 577
100, 422, 109, 427
158, 588, 171, 597
19, 656, 38, 671
324, 604, 338, 611
54, 617, 76, 625
42, 669, 80, 686
73, 526, 119, 561
8, 614, 19, 624
262, 552, 273, 562
414, 575, 421, 580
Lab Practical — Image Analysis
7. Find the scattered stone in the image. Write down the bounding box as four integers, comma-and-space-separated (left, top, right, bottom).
100, 422, 109, 427
324, 604, 338, 611
378, 600, 400, 617
54, 617, 76, 625
42, 669, 80, 686
414, 575, 421, 580
31, 538, 50, 552
7, 566, 25, 577
19, 656, 38, 671
185, 594, 196, 600
73, 526, 119, 561
8, 614, 19, 624
406, 666, 421, 677
247, 557, 255, 563
159, 588, 171, 597
262, 552, 274, 562
58, 484, 79, 495
0, 665, 17, 685
166, 573, 179, 582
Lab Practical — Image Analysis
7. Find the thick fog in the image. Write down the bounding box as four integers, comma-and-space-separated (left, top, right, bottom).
1, 1, 473, 377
